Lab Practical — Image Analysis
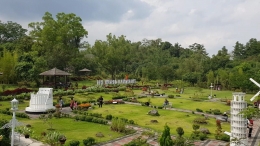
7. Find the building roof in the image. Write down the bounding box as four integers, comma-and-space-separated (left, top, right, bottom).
39, 68, 71, 76
79, 68, 91, 72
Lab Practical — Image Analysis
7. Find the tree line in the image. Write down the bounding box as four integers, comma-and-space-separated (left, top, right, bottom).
1, 12, 260, 92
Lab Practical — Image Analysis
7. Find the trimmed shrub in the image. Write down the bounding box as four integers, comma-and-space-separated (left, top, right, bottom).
196, 108, 203, 112
83, 137, 96, 146
69, 140, 80, 146
168, 95, 174, 98
220, 133, 230, 142
193, 118, 208, 124
106, 114, 113, 120
212, 109, 221, 115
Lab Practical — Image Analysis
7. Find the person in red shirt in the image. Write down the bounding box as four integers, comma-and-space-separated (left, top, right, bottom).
247, 118, 253, 138
70, 97, 74, 110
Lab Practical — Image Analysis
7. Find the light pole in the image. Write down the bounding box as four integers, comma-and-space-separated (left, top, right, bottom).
11, 98, 18, 146
210, 83, 214, 98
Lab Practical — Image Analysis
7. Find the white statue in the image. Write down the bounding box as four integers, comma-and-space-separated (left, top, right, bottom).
25, 88, 55, 113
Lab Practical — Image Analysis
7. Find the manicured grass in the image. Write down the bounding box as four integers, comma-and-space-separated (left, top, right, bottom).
137, 97, 230, 113
18, 118, 124, 145
1, 109, 124, 146
88, 104, 230, 139
1, 86, 254, 145
0, 100, 30, 110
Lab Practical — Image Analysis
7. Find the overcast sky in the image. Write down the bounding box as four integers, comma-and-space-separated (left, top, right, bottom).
0, 0, 259, 56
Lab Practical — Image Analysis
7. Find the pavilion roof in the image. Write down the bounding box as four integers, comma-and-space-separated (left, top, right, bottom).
39, 68, 71, 76
79, 68, 91, 72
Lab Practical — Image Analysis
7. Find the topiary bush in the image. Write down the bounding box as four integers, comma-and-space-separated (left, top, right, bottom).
106, 114, 113, 120
193, 118, 208, 124
69, 140, 80, 146
196, 108, 203, 112
168, 95, 174, 98
83, 137, 96, 146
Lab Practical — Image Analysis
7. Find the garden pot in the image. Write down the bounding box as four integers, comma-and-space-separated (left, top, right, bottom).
25, 134, 30, 139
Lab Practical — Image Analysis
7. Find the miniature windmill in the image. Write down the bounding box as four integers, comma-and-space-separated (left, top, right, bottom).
249, 78, 260, 102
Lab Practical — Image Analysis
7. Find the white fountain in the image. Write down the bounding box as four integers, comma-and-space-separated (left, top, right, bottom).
25, 88, 55, 113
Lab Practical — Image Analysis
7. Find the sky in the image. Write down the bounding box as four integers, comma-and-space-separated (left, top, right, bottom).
0, 0, 260, 56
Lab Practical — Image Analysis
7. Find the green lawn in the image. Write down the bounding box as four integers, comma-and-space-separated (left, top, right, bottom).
18, 118, 124, 145
88, 104, 230, 139
1, 86, 255, 145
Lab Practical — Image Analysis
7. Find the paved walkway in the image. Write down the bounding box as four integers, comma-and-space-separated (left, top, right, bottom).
17, 103, 260, 146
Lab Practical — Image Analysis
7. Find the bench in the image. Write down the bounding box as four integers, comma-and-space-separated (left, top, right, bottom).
164, 102, 172, 109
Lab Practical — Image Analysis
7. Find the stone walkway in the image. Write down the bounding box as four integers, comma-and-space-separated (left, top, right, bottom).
17, 104, 260, 146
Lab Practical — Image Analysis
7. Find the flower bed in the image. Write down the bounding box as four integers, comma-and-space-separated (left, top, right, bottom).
2, 88, 34, 96
78, 103, 91, 110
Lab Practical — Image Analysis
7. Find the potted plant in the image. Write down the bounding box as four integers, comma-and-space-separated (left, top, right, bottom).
59, 135, 67, 144
45, 131, 60, 146
17, 126, 33, 138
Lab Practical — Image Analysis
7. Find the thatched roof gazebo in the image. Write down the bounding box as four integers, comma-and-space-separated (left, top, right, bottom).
40, 68, 71, 88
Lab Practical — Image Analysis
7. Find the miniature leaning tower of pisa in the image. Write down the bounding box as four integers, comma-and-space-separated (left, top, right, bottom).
230, 92, 248, 146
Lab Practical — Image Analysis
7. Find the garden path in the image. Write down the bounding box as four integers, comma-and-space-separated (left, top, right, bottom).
18, 104, 260, 146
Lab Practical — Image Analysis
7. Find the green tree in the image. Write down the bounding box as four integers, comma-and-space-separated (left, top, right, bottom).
206, 70, 214, 85
90, 34, 132, 79
15, 51, 47, 84
232, 41, 246, 60
210, 46, 230, 71
0, 21, 27, 52
28, 12, 88, 69
159, 124, 173, 146
0, 49, 18, 83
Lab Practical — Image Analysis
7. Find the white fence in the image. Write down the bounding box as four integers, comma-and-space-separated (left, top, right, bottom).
97, 79, 136, 86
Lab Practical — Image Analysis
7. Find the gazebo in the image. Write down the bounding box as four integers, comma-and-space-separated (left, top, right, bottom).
79, 68, 91, 76
40, 68, 71, 88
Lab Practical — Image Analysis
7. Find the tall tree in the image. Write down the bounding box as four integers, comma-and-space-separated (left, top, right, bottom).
0, 21, 27, 52
0, 49, 18, 83
232, 41, 246, 60
211, 46, 230, 71
90, 34, 132, 79
28, 12, 88, 69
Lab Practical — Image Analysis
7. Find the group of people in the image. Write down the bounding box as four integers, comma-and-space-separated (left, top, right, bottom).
58, 97, 78, 110
70, 97, 78, 110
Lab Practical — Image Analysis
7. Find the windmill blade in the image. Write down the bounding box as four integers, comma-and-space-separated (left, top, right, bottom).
250, 78, 260, 88
250, 91, 260, 101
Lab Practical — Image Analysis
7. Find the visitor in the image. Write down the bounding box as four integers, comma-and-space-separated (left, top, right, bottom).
59, 97, 64, 110
163, 98, 169, 107
98, 96, 104, 108
222, 112, 228, 122
247, 118, 253, 138
70, 97, 74, 110
74, 101, 78, 110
